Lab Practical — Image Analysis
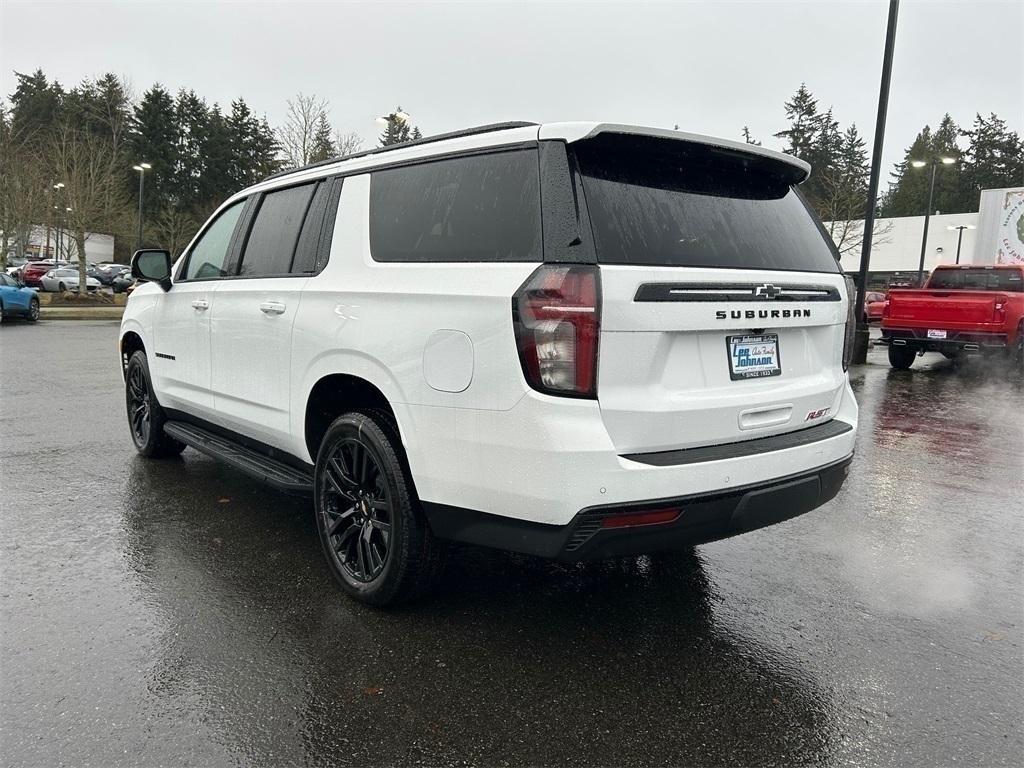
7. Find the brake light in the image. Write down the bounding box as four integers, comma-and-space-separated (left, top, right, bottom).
994, 300, 1006, 324
842, 275, 856, 371
882, 300, 891, 319
512, 264, 600, 398
601, 507, 681, 529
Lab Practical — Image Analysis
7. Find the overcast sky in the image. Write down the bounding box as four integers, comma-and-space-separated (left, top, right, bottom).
2, 0, 1021, 185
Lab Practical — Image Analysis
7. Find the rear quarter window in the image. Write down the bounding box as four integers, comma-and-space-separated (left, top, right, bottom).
368, 149, 542, 263
573, 134, 840, 273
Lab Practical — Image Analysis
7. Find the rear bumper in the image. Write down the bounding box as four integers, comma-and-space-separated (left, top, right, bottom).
404, 378, 858, 527
423, 454, 853, 559
880, 327, 1009, 352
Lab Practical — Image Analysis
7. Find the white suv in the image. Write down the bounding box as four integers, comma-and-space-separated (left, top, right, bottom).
121, 122, 858, 605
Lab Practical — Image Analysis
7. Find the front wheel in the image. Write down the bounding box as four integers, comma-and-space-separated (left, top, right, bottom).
125, 351, 185, 458
888, 345, 916, 370
314, 411, 445, 607
27, 297, 39, 322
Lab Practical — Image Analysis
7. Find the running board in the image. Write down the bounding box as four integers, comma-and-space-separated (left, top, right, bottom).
162, 421, 314, 495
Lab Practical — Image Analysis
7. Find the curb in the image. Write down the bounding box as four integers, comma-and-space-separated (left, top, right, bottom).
40, 307, 124, 321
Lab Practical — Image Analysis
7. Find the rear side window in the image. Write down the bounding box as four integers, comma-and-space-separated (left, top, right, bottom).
238, 182, 317, 277
929, 268, 1023, 292
183, 200, 245, 280
369, 149, 542, 263
573, 134, 839, 273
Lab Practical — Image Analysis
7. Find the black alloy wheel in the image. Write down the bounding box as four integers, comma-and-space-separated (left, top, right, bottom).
321, 437, 394, 583
126, 361, 152, 448
124, 350, 185, 458
314, 411, 445, 606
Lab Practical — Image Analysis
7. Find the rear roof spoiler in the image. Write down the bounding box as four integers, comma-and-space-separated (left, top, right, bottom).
538, 122, 811, 184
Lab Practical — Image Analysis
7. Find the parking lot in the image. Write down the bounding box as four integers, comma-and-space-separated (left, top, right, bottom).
1, 320, 1021, 767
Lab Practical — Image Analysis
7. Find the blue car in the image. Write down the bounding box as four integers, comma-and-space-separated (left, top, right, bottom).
0, 273, 40, 323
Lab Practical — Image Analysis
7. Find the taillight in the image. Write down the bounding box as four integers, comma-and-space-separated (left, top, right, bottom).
882, 300, 891, 319
842, 275, 856, 371
994, 301, 1006, 324
512, 264, 600, 398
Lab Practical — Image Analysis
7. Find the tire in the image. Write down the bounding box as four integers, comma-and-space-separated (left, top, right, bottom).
58, 282, 66, 293
888, 345, 916, 370
1010, 322, 1024, 371
314, 410, 445, 607
124, 350, 186, 458
27, 297, 39, 322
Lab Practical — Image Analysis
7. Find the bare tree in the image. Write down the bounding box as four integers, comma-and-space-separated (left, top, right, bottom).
49, 124, 127, 294
333, 129, 363, 158
0, 103, 49, 268
150, 207, 199, 258
278, 93, 329, 168
820, 168, 894, 259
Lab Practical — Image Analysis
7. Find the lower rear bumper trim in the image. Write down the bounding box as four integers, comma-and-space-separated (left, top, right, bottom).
422, 454, 853, 560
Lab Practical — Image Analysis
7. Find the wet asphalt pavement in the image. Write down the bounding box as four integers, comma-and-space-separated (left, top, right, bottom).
1, 320, 1022, 767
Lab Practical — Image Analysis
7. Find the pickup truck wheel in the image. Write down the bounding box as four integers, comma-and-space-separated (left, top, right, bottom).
1012, 322, 1024, 369
124, 351, 186, 458
888, 345, 916, 370
314, 410, 444, 607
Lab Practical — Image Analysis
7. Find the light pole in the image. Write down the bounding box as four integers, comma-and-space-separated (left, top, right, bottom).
851, 0, 899, 365
46, 182, 64, 260
911, 156, 955, 285
133, 163, 151, 251
947, 224, 976, 264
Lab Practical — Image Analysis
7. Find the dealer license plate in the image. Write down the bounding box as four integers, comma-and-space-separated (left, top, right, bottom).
927, 329, 947, 339
727, 334, 782, 380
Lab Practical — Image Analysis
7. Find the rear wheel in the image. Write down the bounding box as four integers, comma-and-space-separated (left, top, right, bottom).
58, 282, 67, 293
888, 345, 916, 370
314, 410, 444, 606
125, 351, 185, 458
1011, 322, 1024, 371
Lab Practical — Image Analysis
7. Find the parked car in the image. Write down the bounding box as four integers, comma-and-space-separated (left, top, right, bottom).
0, 273, 40, 323
864, 291, 887, 323
20, 260, 69, 288
121, 121, 859, 606
5, 256, 31, 277
881, 264, 1024, 368
40, 267, 102, 293
112, 272, 136, 293
97, 262, 130, 285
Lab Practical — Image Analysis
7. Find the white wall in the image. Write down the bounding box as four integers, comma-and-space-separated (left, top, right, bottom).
832, 212, 979, 273
23, 225, 116, 263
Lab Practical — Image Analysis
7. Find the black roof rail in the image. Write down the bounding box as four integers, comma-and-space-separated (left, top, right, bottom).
262, 121, 538, 183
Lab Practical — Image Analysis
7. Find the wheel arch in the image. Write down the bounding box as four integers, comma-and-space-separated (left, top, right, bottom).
119, 328, 146, 379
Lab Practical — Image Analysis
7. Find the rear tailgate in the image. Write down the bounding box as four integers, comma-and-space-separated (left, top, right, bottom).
886, 290, 1002, 330
571, 132, 849, 456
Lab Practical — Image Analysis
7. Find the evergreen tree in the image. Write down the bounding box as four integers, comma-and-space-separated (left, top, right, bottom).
173, 89, 211, 212
961, 112, 1024, 197
9, 69, 64, 142
130, 84, 177, 214
741, 126, 760, 145
881, 115, 970, 217
309, 113, 335, 162
199, 104, 234, 211
379, 106, 414, 146
410, 126, 423, 141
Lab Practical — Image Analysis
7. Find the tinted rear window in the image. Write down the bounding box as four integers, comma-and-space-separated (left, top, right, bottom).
573, 134, 839, 273
239, 182, 316, 276
928, 268, 1023, 292
369, 149, 541, 263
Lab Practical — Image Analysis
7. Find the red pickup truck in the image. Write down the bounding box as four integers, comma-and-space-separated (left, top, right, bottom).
880, 265, 1024, 369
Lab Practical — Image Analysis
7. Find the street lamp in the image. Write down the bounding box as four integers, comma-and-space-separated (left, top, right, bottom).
947, 224, 976, 264
911, 156, 955, 285
132, 162, 151, 251
47, 182, 65, 261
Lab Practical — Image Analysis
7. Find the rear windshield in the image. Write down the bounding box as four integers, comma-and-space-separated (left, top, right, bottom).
573, 134, 839, 273
928, 268, 1023, 292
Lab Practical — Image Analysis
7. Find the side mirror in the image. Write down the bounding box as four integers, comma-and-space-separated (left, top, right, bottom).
131, 249, 172, 291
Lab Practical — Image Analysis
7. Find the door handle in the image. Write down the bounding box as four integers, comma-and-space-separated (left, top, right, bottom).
259, 301, 286, 315
191, 299, 209, 311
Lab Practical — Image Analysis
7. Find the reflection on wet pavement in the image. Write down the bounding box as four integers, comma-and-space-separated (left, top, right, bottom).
1, 322, 1021, 767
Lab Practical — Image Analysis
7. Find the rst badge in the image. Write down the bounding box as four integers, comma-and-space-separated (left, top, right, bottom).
805, 407, 831, 421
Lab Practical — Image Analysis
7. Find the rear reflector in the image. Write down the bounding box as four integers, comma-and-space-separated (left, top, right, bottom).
600, 508, 681, 529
